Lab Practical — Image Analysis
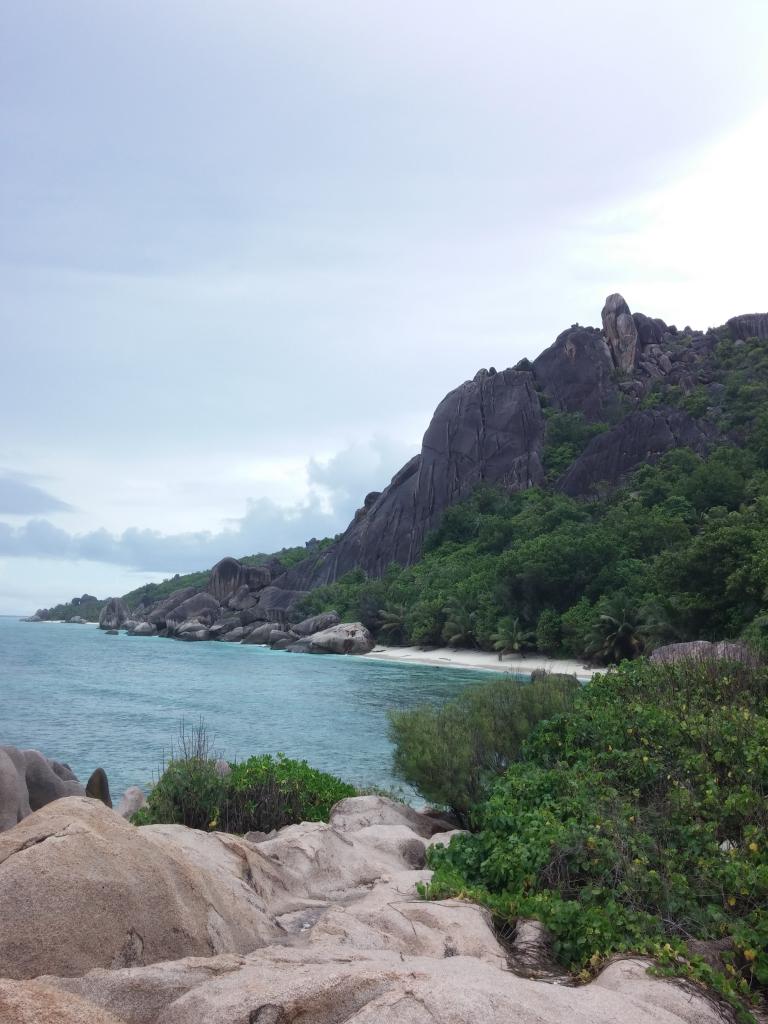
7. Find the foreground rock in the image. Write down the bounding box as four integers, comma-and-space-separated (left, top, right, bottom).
0, 795, 723, 1023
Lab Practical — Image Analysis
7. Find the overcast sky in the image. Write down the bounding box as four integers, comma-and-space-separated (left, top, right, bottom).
1, 1, 767, 613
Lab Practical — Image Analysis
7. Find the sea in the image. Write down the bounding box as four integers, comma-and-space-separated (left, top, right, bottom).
0, 616, 494, 801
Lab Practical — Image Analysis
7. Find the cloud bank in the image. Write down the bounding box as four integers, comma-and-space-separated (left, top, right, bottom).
0, 438, 414, 574
0, 472, 73, 516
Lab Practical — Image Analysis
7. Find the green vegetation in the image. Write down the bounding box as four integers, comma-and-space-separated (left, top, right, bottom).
121, 541, 334, 610
123, 570, 213, 610
542, 410, 608, 481
298, 441, 768, 663
133, 720, 356, 833
35, 595, 103, 621
417, 659, 768, 1021
388, 672, 578, 824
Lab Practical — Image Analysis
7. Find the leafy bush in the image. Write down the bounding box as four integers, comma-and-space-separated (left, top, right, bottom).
133, 722, 356, 833
424, 659, 768, 1020
220, 754, 356, 833
388, 673, 579, 823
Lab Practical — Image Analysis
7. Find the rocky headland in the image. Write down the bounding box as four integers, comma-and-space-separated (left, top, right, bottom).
28, 294, 768, 656
0, 788, 724, 1024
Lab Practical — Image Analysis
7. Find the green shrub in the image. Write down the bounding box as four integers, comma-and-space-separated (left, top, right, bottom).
134, 756, 223, 830
133, 722, 356, 834
388, 673, 579, 824
424, 658, 768, 1020
220, 754, 356, 833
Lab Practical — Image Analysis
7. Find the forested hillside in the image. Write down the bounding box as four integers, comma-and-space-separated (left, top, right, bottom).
298, 326, 768, 663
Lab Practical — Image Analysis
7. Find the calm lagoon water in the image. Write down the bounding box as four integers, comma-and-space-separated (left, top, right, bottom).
0, 617, 493, 800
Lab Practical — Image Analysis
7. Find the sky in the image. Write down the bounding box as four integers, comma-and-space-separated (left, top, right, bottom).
1, 1, 767, 613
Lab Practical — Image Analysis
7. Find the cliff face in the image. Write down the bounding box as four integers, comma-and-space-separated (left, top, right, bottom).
283, 368, 546, 588
278, 294, 766, 591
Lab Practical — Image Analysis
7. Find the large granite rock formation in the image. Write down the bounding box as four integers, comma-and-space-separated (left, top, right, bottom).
0, 795, 722, 1024
601, 292, 639, 373
275, 293, 767, 592
0, 746, 83, 830
98, 597, 129, 631
280, 367, 547, 588
558, 408, 719, 497
39, 292, 768, 631
0, 748, 115, 832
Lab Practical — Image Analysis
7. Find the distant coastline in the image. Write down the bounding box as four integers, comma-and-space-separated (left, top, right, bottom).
365, 644, 596, 681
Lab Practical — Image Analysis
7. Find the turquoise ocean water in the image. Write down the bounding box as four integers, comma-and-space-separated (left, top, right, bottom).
0, 617, 494, 800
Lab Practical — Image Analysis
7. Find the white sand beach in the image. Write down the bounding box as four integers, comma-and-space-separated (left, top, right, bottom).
365, 644, 598, 681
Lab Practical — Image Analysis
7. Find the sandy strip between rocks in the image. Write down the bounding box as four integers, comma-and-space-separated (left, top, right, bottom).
364, 644, 598, 681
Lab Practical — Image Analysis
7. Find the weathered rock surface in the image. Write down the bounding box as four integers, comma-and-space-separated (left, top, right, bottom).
241, 621, 281, 644
165, 594, 221, 632
99, 597, 130, 631
146, 588, 198, 627
0, 795, 722, 1024
116, 786, 147, 819
0, 980, 125, 1024
85, 767, 112, 808
308, 622, 375, 655
726, 312, 768, 341
602, 292, 639, 373
0, 797, 281, 978
128, 621, 157, 637
532, 324, 622, 422
280, 368, 547, 588
0, 746, 84, 831
650, 640, 757, 665
292, 611, 341, 636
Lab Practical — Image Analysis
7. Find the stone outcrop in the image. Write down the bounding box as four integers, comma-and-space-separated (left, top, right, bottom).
116, 785, 147, 819
0, 795, 722, 1024
650, 640, 757, 666
280, 368, 547, 588
308, 622, 375, 655
601, 292, 639, 373
727, 312, 768, 341
532, 325, 620, 422
0, 749, 117, 832
0, 746, 84, 831
292, 611, 341, 636
98, 597, 129, 631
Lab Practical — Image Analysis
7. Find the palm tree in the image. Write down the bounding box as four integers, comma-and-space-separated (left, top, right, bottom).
442, 601, 477, 648
491, 616, 533, 661
377, 604, 408, 645
585, 599, 647, 664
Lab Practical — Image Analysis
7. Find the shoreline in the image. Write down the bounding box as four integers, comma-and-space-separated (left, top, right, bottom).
364, 644, 598, 681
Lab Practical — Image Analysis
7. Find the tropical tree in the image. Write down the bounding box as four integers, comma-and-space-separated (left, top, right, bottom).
442, 601, 478, 648
585, 598, 648, 664
490, 616, 534, 660
377, 603, 408, 645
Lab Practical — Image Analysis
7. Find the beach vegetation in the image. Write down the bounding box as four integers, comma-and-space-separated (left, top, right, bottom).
132, 719, 356, 833
418, 657, 768, 1021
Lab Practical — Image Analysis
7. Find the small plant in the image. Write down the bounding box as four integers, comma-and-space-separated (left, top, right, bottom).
133, 718, 223, 829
